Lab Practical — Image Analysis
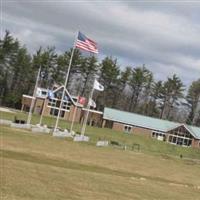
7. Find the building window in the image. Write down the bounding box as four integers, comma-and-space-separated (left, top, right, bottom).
124, 125, 132, 133
41, 91, 47, 96
48, 98, 71, 112
167, 126, 193, 147
167, 135, 192, 147
152, 131, 166, 141
50, 108, 65, 118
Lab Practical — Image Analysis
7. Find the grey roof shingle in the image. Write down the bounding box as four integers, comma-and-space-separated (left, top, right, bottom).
103, 107, 200, 139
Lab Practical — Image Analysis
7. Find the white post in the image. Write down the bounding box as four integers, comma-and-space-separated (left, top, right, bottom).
27, 66, 41, 125
80, 85, 95, 136
70, 103, 78, 133
39, 97, 47, 125
53, 33, 78, 133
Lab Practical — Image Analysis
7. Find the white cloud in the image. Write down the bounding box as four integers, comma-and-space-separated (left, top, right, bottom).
2, 0, 200, 87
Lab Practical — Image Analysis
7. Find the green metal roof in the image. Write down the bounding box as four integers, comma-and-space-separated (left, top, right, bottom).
103, 107, 200, 139
187, 125, 200, 139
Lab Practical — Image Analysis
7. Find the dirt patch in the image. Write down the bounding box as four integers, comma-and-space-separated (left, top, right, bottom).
184, 159, 200, 166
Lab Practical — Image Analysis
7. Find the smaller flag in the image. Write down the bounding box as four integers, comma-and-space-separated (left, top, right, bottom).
88, 98, 96, 108
78, 96, 86, 105
93, 79, 104, 91
76, 32, 98, 54
48, 90, 54, 99
64, 95, 68, 101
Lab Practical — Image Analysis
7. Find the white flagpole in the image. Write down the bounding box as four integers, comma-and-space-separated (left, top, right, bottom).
80, 82, 95, 136
27, 66, 41, 125
53, 33, 78, 133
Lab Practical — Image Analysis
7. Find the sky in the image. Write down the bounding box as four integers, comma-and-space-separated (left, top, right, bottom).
1, 0, 200, 88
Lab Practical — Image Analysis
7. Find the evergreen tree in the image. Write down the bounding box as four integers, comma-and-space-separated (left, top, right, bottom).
64, 49, 83, 92
117, 67, 132, 109
0, 31, 32, 107
32, 47, 57, 88
98, 56, 120, 108
140, 71, 154, 115
149, 80, 164, 117
0, 30, 190, 123
160, 74, 184, 120
128, 66, 152, 112
79, 55, 99, 96
187, 79, 200, 125
0, 31, 19, 104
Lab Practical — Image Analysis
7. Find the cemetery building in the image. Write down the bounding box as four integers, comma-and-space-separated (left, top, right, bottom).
22, 86, 84, 123
21, 86, 103, 124
102, 107, 200, 149
81, 108, 103, 127
21, 90, 200, 148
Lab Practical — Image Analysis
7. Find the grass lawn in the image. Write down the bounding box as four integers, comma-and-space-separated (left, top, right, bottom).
1, 109, 200, 199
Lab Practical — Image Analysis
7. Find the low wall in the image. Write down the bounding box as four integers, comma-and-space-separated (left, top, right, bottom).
0, 119, 12, 125
11, 123, 31, 129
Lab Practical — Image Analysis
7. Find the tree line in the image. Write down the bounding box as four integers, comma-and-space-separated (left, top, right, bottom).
0, 31, 200, 126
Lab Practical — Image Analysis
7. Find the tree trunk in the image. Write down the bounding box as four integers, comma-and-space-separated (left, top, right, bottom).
160, 97, 167, 119
81, 73, 89, 96
128, 91, 135, 112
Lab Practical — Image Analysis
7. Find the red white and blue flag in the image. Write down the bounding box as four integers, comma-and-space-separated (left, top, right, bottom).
78, 96, 86, 105
75, 32, 98, 54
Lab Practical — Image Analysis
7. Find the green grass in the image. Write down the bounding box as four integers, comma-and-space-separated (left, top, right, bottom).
1, 124, 200, 200
1, 109, 200, 159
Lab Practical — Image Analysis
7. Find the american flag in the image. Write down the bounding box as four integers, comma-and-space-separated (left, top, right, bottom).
75, 32, 98, 54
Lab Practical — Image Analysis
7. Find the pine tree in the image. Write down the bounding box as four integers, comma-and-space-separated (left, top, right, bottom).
128, 66, 152, 112
160, 74, 184, 120
97, 56, 120, 108
187, 79, 200, 125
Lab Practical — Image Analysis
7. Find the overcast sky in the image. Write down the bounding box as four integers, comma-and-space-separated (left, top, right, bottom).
1, 0, 200, 88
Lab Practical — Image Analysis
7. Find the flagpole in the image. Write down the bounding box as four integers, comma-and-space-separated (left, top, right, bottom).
80, 82, 95, 136
53, 32, 78, 133
27, 66, 41, 125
